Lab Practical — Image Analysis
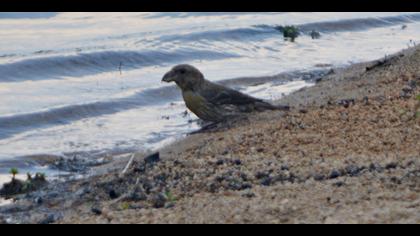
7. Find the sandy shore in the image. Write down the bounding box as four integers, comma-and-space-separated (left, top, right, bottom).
1, 46, 420, 224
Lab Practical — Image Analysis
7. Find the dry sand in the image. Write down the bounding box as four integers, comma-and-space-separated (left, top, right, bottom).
1, 46, 420, 224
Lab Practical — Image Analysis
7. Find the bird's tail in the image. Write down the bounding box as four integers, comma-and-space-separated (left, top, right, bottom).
274, 104, 291, 111
256, 101, 291, 111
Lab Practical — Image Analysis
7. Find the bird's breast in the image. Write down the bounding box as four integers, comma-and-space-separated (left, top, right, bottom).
182, 90, 228, 122
182, 91, 206, 114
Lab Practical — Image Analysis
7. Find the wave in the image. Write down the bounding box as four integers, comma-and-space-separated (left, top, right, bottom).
141, 13, 420, 49
0, 49, 238, 82
157, 27, 278, 43
0, 85, 182, 140
155, 13, 420, 44
3, 13, 419, 83
260, 13, 420, 34
0, 69, 329, 140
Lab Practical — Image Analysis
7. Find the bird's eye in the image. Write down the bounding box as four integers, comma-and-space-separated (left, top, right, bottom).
179, 69, 186, 74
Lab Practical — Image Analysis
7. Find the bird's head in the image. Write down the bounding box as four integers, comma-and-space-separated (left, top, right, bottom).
162, 64, 204, 90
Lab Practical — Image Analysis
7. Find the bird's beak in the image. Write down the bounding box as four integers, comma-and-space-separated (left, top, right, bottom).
162, 71, 174, 83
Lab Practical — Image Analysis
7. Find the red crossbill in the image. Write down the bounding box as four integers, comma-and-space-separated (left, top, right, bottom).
162, 64, 289, 122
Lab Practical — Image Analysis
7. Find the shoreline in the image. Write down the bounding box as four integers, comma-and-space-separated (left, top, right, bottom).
0, 68, 328, 189
0, 67, 328, 166
1, 45, 420, 224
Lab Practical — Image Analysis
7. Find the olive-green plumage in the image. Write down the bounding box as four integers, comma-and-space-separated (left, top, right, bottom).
162, 64, 289, 122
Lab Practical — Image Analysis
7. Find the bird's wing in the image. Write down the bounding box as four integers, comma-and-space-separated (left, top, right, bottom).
200, 83, 264, 106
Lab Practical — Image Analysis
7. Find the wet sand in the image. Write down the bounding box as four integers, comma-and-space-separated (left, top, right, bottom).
1, 45, 420, 224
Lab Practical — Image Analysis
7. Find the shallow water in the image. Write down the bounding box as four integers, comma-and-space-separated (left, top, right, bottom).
0, 12, 420, 176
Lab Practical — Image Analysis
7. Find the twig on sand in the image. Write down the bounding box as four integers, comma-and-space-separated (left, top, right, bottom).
120, 154, 135, 177
366, 60, 387, 72
365, 53, 404, 72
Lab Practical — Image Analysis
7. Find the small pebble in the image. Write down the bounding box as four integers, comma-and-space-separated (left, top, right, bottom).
333, 181, 345, 187
91, 207, 102, 215
256, 148, 265, 153
390, 176, 402, 184
34, 197, 43, 205
232, 159, 242, 165
227, 181, 243, 191
255, 172, 269, 180
207, 182, 219, 193
260, 177, 273, 186
345, 165, 362, 177
369, 163, 384, 172
402, 86, 413, 94
329, 170, 341, 179
408, 80, 417, 89
241, 190, 256, 198
165, 202, 175, 209
385, 162, 398, 170
313, 174, 325, 181
338, 99, 355, 108
109, 190, 119, 199
299, 109, 308, 114
281, 165, 289, 171
216, 159, 224, 165
240, 183, 252, 190
151, 193, 167, 208
400, 91, 412, 99
128, 190, 147, 201
144, 152, 160, 165
38, 214, 56, 224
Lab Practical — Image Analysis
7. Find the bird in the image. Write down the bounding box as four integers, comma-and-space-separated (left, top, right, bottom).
162, 64, 290, 123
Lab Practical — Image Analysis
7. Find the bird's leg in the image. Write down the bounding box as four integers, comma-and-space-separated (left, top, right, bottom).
188, 121, 222, 135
